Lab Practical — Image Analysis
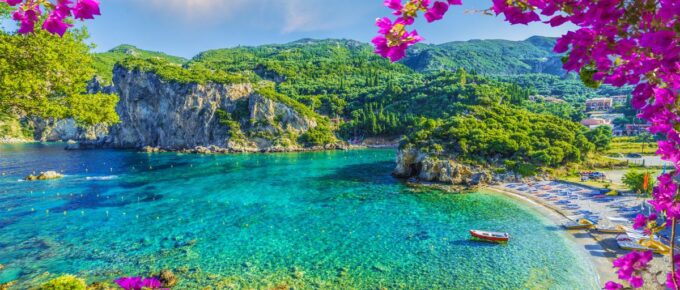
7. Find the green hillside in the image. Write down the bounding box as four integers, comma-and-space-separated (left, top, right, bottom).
401, 36, 563, 75
93, 44, 187, 84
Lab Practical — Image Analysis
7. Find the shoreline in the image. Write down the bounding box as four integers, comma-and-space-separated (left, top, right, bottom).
485, 185, 619, 287
0, 137, 35, 144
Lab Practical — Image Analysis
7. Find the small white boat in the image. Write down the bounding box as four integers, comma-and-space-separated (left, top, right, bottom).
470, 230, 510, 243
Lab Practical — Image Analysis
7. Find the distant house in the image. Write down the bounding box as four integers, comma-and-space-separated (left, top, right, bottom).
585, 97, 614, 111
622, 124, 651, 136
587, 113, 625, 123
528, 95, 565, 103
611, 95, 628, 105
580, 118, 613, 130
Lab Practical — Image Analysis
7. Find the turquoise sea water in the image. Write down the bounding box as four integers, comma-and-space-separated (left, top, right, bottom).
0, 143, 597, 289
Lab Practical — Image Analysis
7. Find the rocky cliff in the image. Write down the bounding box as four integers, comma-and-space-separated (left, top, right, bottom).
394, 148, 493, 186
32, 118, 109, 142
104, 65, 326, 152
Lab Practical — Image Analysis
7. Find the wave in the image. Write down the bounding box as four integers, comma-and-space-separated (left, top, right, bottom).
86, 175, 119, 181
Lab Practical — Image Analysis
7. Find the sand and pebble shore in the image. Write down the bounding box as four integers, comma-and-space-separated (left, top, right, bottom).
489, 181, 671, 289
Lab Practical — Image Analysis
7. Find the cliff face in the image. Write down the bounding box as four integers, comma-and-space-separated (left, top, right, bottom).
394, 148, 492, 186
32, 118, 109, 142
107, 65, 320, 152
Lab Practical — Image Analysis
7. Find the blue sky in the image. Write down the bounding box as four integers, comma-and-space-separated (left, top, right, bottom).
83, 0, 572, 58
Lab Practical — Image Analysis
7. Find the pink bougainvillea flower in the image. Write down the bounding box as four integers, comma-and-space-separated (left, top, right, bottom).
2, 0, 22, 6
372, 16, 423, 62
54, 0, 74, 18
73, 0, 100, 20
16, 8, 41, 34
604, 281, 623, 290
424, 1, 449, 22
668, 269, 680, 289
632, 213, 656, 230
43, 11, 73, 36
115, 277, 144, 290
612, 251, 653, 287
640, 30, 677, 55
384, 0, 403, 15
115, 276, 165, 290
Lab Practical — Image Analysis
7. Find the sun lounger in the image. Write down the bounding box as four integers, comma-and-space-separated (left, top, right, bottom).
617, 233, 670, 254
563, 218, 596, 230
616, 234, 655, 251
607, 217, 632, 224
597, 224, 627, 233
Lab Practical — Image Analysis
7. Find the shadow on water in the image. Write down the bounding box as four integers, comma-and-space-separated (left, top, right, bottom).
449, 239, 503, 247
317, 161, 396, 186
49, 183, 163, 212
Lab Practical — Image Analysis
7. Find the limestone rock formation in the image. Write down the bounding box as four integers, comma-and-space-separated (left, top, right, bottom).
25, 171, 64, 181
106, 65, 322, 152
394, 148, 492, 186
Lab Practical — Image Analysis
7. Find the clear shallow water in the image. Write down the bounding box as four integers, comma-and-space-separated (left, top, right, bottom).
0, 143, 597, 289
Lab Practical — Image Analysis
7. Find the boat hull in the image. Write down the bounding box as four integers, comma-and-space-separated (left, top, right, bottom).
470, 230, 510, 242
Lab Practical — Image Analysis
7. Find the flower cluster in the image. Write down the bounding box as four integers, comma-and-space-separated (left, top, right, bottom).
2, 0, 100, 36
669, 256, 680, 290
633, 213, 658, 234
373, 0, 462, 61
375, 1, 679, 288
114, 276, 167, 290
610, 251, 654, 288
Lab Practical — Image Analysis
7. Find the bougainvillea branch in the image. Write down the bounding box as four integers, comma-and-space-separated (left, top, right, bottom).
2, 0, 100, 36
374, 0, 679, 289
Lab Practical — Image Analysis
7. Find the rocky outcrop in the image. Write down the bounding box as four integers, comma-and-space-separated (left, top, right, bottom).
394, 148, 492, 186
87, 76, 115, 94
32, 118, 109, 142
25, 171, 64, 181
105, 65, 321, 152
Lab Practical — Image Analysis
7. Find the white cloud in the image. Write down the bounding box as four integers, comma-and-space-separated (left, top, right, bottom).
279, 0, 356, 33
144, 0, 249, 22
141, 0, 356, 33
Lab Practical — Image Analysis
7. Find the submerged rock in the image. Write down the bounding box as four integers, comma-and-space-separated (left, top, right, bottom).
87, 281, 116, 290
0, 281, 15, 290
159, 269, 178, 287
25, 171, 64, 181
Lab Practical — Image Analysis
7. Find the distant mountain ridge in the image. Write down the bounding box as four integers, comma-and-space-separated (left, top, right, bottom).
401, 36, 565, 75
94, 36, 565, 79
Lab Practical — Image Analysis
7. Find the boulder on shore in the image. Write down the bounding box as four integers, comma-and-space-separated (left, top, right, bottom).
25, 171, 64, 181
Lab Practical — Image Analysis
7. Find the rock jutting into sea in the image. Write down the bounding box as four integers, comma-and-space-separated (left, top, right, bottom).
25, 171, 64, 181
393, 148, 550, 188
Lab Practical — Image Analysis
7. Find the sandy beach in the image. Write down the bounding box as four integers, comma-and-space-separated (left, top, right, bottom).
488, 181, 671, 289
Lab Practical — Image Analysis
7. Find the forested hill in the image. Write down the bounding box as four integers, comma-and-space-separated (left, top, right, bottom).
401, 36, 562, 75
93, 45, 187, 83
92, 37, 628, 102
